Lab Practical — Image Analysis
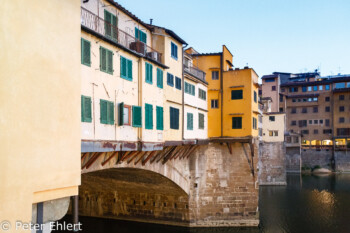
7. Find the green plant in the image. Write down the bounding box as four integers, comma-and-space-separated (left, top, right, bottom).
313, 165, 321, 170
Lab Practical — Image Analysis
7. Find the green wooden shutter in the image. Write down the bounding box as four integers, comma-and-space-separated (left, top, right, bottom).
100, 47, 107, 72
111, 14, 117, 40
157, 69, 163, 88
108, 101, 114, 125
118, 102, 124, 126
170, 107, 174, 129
135, 27, 139, 40
127, 59, 132, 80
104, 10, 111, 37
84, 40, 91, 66
187, 113, 193, 130
156, 106, 163, 130
120, 56, 126, 78
107, 50, 113, 74
175, 108, 179, 129
85, 96, 92, 122
199, 113, 204, 129
100, 100, 107, 124
145, 104, 153, 129
81, 96, 84, 122
132, 106, 142, 127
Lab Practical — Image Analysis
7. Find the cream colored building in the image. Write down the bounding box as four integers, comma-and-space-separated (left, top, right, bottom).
148, 25, 187, 144
183, 50, 208, 141
80, 0, 167, 151
0, 0, 81, 231
262, 113, 286, 142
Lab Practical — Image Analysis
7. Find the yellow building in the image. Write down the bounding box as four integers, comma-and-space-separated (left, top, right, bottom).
189, 45, 259, 138
0, 0, 81, 230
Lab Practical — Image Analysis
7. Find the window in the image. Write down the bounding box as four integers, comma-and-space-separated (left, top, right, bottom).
279, 108, 283, 112
81, 95, 92, 122
301, 130, 309, 135
314, 120, 318, 124
337, 128, 350, 136
325, 96, 330, 102
253, 117, 257, 130
302, 86, 307, 92
313, 97, 318, 101
171, 42, 178, 59
272, 86, 276, 91
156, 106, 164, 130
145, 62, 153, 84
185, 82, 195, 96
302, 108, 307, 113
231, 90, 243, 100
320, 120, 323, 124
167, 73, 174, 86
269, 131, 278, 136
211, 99, 219, 109
291, 121, 296, 126
135, 27, 146, 43
232, 117, 242, 129
104, 10, 117, 40
269, 116, 275, 122
212, 71, 219, 80
319, 85, 323, 91
292, 99, 296, 103
313, 86, 318, 91
199, 89, 206, 100
291, 108, 297, 114
339, 117, 345, 123
118, 103, 131, 126
187, 113, 193, 130
325, 119, 330, 126
265, 78, 275, 82
314, 129, 319, 134
335, 83, 346, 89
120, 56, 132, 80
313, 107, 318, 113
340, 106, 345, 112
308, 86, 312, 91
254, 91, 257, 103
289, 87, 298, 92
279, 95, 283, 102
325, 85, 330, 90
100, 99, 114, 125
132, 106, 142, 127
170, 107, 179, 129
198, 113, 205, 129
325, 106, 330, 112
309, 120, 312, 125
339, 95, 345, 101
298, 120, 307, 127
281, 88, 285, 92
259, 89, 262, 95
81, 38, 91, 66
175, 77, 181, 90
323, 129, 332, 134
157, 68, 163, 88
144, 104, 153, 129
100, 46, 113, 74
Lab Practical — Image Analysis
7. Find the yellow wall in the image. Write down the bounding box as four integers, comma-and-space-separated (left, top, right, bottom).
193, 55, 222, 137
0, 0, 81, 229
223, 69, 259, 137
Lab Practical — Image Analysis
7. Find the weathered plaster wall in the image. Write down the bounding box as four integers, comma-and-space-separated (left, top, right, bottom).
285, 147, 301, 173
258, 142, 286, 185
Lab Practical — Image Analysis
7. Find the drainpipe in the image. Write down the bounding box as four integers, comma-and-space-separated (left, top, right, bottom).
182, 44, 188, 141
220, 53, 223, 137
138, 57, 143, 149
331, 89, 335, 170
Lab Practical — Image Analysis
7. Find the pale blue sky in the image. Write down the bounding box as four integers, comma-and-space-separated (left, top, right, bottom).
117, 0, 350, 77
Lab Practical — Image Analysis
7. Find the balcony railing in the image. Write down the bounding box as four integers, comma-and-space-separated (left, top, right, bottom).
81, 7, 162, 64
184, 65, 206, 82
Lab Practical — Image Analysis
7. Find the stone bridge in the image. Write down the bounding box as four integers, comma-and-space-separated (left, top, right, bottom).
78, 139, 259, 227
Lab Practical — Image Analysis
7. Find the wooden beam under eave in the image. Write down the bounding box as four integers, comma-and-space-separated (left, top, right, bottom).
134, 151, 148, 165
157, 146, 175, 163
119, 151, 135, 163
142, 151, 157, 166
226, 143, 232, 154
172, 146, 186, 160
81, 152, 96, 169
85, 152, 103, 169
179, 146, 192, 159
150, 150, 163, 164
186, 145, 199, 158
101, 151, 118, 166
162, 146, 181, 164
127, 151, 142, 164
81, 153, 88, 161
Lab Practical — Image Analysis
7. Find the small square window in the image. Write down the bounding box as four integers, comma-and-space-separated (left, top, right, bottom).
212, 71, 219, 80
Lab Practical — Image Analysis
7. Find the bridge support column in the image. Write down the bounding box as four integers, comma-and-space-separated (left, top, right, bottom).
188, 142, 259, 227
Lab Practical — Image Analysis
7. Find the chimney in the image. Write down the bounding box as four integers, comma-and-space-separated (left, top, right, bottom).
150, 19, 153, 25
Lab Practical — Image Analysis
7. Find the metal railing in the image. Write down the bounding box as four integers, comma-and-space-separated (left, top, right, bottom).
184, 65, 206, 82
81, 7, 162, 63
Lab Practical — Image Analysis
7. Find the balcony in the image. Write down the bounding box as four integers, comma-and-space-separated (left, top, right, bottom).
81, 7, 162, 64
184, 65, 206, 83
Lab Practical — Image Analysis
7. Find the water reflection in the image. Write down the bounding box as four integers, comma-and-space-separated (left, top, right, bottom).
55, 174, 350, 233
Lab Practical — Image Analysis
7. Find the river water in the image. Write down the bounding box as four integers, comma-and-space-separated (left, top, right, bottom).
55, 174, 350, 233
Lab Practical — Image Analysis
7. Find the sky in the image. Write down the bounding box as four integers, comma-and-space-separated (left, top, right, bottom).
116, 0, 350, 77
